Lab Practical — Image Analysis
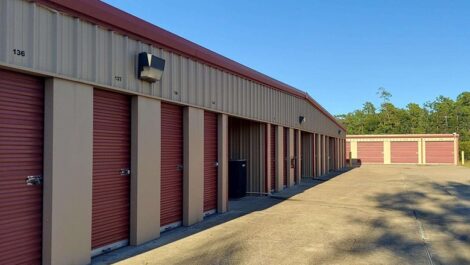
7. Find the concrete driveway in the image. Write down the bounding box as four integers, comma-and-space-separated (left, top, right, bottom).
94, 165, 470, 265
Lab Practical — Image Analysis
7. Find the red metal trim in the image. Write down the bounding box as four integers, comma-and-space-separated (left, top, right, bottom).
33, 0, 345, 130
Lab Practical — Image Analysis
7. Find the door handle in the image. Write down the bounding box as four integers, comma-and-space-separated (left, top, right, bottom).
26, 175, 43, 186
120, 168, 131, 176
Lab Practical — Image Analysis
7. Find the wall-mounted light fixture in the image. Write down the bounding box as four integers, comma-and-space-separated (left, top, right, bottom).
138, 52, 165, 82
299, 116, 306, 124
338, 130, 342, 135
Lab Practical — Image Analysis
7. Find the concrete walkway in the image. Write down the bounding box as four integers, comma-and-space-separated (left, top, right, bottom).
93, 165, 470, 265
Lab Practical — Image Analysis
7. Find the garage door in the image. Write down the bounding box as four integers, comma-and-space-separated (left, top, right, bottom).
294, 130, 298, 183
161, 103, 183, 227
0, 70, 44, 264
92, 89, 131, 252
391, 142, 418, 164
426, 141, 454, 164
283, 127, 288, 186
270, 126, 276, 191
204, 111, 218, 213
312, 133, 316, 177
329, 138, 335, 171
357, 142, 383, 164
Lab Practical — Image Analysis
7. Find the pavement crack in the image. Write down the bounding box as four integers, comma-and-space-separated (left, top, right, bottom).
413, 210, 435, 265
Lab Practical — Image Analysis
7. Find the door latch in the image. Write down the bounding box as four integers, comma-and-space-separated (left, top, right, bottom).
120, 168, 131, 176
26, 175, 43, 186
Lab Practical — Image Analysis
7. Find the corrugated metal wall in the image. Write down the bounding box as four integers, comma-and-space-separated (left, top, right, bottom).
228, 118, 266, 193
0, 0, 344, 138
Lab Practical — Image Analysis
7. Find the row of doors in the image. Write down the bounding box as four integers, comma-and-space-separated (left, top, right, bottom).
352, 141, 455, 164
0, 69, 218, 263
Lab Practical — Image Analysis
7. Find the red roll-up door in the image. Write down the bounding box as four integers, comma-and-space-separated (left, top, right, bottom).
204, 111, 218, 212
270, 126, 276, 191
161, 103, 183, 226
346, 142, 350, 160
283, 127, 288, 186
294, 130, 298, 183
391, 141, 418, 164
0, 70, 43, 265
92, 89, 131, 250
329, 138, 334, 171
312, 133, 316, 177
264, 124, 268, 192
357, 142, 383, 164
426, 141, 454, 164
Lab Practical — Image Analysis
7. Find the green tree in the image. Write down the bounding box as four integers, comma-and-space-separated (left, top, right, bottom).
335, 91, 470, 158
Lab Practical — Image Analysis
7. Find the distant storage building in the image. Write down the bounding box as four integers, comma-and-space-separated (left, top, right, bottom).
346, 134, 459, 165
0, 1, 346, 264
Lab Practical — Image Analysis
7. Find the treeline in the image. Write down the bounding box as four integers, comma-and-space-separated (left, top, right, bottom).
336, 89, 470, 160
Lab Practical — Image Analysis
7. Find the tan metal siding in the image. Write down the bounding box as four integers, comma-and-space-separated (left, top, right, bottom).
0, 0, 344, 138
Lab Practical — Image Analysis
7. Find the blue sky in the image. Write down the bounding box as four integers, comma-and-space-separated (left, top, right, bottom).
103, 0, 470, 115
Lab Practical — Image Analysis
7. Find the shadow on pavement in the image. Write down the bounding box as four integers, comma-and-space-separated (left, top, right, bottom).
307, 177, 470, 265
92, 168, 353, 264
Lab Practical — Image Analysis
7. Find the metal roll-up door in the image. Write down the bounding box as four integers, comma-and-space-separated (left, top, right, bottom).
204, 111, 218, 213
283, 127, 288, 186
0, 70, 44, 265
357, 142, 383, 164
426, 141, 454, 164
270, 126, 276, 191
312, 133, 315, 177
328, 138, 331, 170
294, 130, 298, 183
161, 103, 183, 227
391, 141, 418, 164
92, 89, 131, 253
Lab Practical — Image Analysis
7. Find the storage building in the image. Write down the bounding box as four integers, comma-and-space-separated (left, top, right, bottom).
0, 0, 346, 264
346, 134, 459, 165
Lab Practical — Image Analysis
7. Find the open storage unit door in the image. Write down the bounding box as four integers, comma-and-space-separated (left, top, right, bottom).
426, 141, 454, 164
161, 103, 184, 229
270, 126, 276, 191
357, 142, 383, 164
0, 70, 44, 265
92, 89, 131, 254
391, 141, 418, 164
204, 111, 218, 214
